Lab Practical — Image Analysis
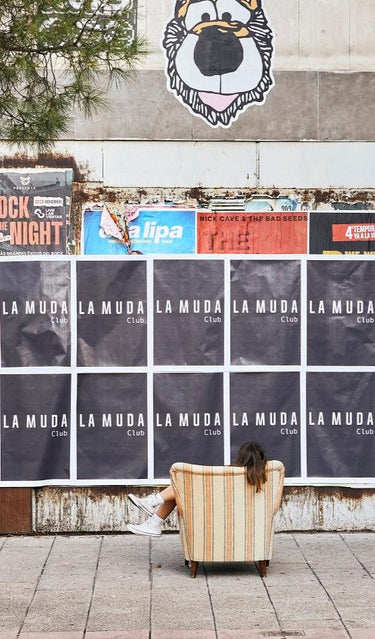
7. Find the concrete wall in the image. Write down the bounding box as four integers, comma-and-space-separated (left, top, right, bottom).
140, 0, 375, 73
2, 1, 375, 189
60, 0, 375, 144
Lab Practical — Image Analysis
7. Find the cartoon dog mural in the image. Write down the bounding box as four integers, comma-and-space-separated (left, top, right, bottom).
163, 0, 274, 127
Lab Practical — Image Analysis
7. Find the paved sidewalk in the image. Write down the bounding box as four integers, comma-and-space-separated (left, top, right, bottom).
0, 532, 374, 639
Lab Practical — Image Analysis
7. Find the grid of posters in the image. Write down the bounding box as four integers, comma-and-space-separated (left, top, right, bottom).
0, 248, 374, 485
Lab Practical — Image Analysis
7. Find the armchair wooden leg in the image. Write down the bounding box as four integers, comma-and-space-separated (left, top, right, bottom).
190, 560, 199, 578
258, 560, 267, 578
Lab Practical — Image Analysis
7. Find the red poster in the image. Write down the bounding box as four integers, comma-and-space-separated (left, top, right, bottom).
332, 223, 375, 242
197, 212, 307, 254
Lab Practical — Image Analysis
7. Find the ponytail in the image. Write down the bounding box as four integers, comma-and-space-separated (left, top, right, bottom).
235, 441, 267, 492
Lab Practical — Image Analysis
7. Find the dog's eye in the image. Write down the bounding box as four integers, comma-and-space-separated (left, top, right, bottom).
216, 0, 250, 24
185, 1, 217, 31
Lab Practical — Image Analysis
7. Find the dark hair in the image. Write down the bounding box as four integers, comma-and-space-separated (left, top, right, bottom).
235, 441, 267, 492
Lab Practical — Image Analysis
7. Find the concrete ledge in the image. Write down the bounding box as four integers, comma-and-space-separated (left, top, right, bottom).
32, 486, 375, 534
70, 70, 375, 142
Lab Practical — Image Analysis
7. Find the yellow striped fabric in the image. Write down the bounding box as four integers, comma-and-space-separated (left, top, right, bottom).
170, 461, 285, 563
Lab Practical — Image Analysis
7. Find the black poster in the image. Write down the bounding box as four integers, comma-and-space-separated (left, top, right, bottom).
77, 373, 147, 479
154, 373, 224, 478
309, 211, 375, 255
231, 260, 301, 365
307, 372, 375, 477
154, 260, 224, 365
1, 374, 70, 481
77, 261, 147, 367
307, 261, 375, 366
0, 170, 72, 255
0, 261, 71, 367
230, 372, 300, 476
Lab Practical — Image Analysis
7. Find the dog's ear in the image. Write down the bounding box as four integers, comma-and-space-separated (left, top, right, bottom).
175, 0, 190, 20
241, 0, 261, 10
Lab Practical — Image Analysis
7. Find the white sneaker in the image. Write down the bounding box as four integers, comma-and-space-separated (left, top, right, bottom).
128, 493, 159, 517
127, 520, 162, 537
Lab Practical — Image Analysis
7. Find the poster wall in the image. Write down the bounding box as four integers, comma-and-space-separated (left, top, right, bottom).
82, 209, 375, 257
0, 170, 72, 255
0, 255, 374, 486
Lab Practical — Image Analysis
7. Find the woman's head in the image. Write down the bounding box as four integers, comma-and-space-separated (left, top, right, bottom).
235, 441, 267, 491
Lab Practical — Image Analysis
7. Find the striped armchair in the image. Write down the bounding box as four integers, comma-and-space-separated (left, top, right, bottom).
170, 460, 285, 578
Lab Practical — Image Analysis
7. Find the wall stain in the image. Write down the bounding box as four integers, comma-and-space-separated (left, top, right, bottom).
0, 152, 87, 182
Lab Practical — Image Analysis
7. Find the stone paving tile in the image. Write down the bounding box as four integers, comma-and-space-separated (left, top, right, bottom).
211, 610, 280, 632
314, 570, 372, 586
38, 573, 94, 590
45, 549, 100, 571
0, 546, 50, 579
19, 634, 83, 639
341, 534, 375, 573
265, 583, 330, 597
272, 598, 337, 619
273, 618, 349, 630
153, 633, 216, 639
86, 633, 149, 639
350, 631, 375, 639
332, 594, 375, 607
151, 588, 214, 631
292, 632, 349, 639
262, 563, 318, 585
339, 608, 375, 628
4, 536, 53, 548
151, 538, 208, 587
204, 561, 262, 580
87, 585, 150, 632
21, 590, 91, 633
218, 632, 349, 639
0, 584, 35, 631
0, 633, 18, 639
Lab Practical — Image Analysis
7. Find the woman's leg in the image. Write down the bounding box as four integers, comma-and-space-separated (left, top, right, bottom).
127, 484, 177, 536
155, 485, 176, 518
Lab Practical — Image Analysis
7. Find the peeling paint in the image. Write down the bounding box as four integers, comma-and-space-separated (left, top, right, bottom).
33, 486, 375, 534
67, 185, 375, 253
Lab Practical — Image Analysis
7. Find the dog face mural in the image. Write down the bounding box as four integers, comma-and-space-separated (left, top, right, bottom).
163, 0, 274, 127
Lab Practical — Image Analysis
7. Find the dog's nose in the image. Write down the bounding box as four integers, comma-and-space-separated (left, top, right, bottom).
194, 27, 244, 77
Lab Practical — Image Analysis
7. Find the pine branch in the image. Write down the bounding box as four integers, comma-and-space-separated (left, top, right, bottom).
0, 0, 147, 149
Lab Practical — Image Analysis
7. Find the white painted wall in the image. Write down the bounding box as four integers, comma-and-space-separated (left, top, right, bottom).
3, 141, 374, 189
